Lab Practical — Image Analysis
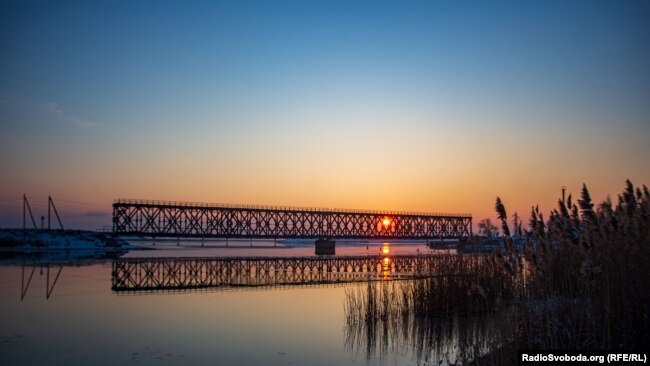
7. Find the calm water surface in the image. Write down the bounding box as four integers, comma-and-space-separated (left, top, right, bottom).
0, 242, 447, 365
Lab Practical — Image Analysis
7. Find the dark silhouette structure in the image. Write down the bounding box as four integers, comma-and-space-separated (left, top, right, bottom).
112, 199, 472, 239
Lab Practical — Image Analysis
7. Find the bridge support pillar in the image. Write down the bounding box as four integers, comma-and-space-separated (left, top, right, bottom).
315, 239, 335, 255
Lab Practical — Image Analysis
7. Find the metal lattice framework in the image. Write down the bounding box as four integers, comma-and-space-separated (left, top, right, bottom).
111, 254, 486, 293
112, 199, 472, 239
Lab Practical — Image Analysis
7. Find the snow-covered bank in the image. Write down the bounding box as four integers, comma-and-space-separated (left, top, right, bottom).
0, 229, 143, 251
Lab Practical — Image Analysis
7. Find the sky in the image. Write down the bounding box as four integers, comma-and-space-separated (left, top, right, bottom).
1, 0, 649, 230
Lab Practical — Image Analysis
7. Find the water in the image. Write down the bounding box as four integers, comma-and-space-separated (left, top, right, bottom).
0, 242, 450, 366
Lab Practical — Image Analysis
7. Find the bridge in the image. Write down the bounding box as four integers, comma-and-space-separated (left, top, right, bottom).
111, 254, 485, 293
112, 199, 472, 239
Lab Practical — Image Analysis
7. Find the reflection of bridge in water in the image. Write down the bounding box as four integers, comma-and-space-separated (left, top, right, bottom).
112, 254, 483, 293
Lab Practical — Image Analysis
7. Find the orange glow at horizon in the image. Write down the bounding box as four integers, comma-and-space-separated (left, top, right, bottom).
1, 125, 647, 232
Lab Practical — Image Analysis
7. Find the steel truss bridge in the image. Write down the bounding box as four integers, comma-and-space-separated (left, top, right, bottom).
112, 199, 472, 239
111, 254, 486, 293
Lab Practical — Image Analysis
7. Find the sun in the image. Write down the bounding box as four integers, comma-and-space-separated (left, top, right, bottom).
382, 217, 391, 227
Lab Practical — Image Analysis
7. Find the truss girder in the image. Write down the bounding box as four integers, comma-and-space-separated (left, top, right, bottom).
113, 201, 471, 239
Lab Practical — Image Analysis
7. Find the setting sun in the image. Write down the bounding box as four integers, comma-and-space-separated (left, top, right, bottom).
382, 217, 391, 227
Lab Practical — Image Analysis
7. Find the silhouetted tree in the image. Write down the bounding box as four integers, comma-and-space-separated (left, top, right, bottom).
478, 218, 499, 237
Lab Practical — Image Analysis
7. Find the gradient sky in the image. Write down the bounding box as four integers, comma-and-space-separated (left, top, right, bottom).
1, 0, 649, 230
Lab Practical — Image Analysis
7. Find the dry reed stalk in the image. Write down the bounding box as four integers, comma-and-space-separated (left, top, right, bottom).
344, 181, 649, 365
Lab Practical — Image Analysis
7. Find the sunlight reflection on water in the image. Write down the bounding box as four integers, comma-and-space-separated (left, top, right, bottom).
0, 242, 459, 365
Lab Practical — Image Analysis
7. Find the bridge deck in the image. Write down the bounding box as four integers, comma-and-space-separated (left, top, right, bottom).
112, 199, 472, 239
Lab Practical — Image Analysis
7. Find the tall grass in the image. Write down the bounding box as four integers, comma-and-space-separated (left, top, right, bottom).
512, 180, 650, 350
344, 279, 515, 364
344, 181, 649, 364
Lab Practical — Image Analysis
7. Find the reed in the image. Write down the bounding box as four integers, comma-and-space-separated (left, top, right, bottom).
344, 181, 650, 364
511, 180, 650, 351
